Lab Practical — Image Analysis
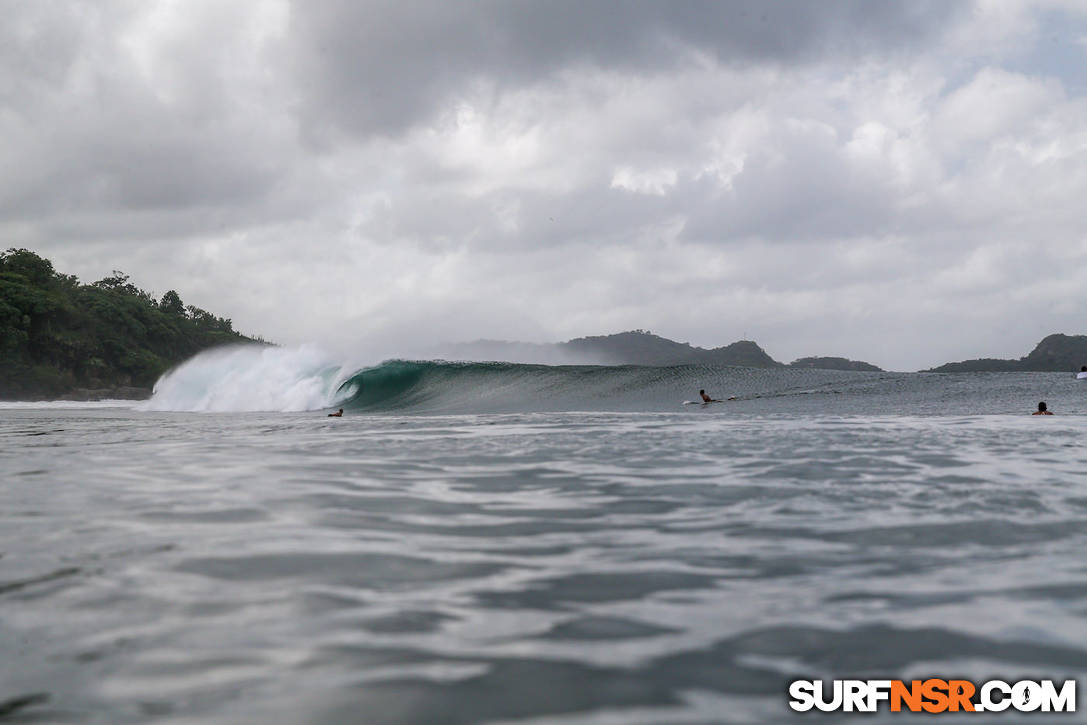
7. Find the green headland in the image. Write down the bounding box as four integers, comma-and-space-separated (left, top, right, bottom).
0, 248, 255, 400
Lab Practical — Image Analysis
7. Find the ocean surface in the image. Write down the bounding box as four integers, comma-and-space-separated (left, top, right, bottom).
4, 351, 1087, 723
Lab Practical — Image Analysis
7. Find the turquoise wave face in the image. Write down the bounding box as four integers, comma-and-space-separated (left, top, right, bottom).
147, 347, 1085, 414
335, 360, 589, 411
335, 360, 433, 408
332, 361, 1081, 415
332, 359, 829, 413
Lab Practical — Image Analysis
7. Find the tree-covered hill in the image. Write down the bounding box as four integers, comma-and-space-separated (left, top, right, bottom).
0, 248, 256, 399
925, 334, 1087, 372
441, 330, 881, 369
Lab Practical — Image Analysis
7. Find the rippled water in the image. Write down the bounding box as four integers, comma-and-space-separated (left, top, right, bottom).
3, 385, 1087, 722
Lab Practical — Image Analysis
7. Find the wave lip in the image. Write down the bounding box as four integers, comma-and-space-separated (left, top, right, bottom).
145, 345, 353, 412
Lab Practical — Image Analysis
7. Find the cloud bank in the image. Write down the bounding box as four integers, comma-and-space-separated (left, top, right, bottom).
3, 0, 1087, 370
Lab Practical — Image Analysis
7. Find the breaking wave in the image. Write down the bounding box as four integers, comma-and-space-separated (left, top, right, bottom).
145, 345, 888, 414
144, 345, 1076, 415
144, 345, 357, 412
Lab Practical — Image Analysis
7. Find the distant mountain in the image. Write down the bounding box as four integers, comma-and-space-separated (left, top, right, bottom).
441, 330, 881, 370
923, 358, 1023, 373
788, 356, 882, 372
926, 334, 1087, 372
563, 332, 782, 367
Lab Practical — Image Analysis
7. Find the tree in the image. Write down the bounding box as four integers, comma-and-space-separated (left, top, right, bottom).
94, 271, 130, 289
93, 271, 145, 299
159, 290, 185, 315
1, 248, 56, 286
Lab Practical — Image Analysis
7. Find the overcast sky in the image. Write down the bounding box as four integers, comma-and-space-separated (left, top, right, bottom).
4, 1, 1087, 370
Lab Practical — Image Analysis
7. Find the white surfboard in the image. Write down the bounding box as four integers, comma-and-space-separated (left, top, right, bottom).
1077, 372, 1087, 380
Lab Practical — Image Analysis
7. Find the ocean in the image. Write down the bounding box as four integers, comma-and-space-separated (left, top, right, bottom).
3, 347, 1087, 723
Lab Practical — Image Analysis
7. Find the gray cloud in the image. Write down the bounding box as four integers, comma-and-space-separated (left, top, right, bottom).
289, 0, 963, 138
0, 1, 296, 231
4, 1, 1087, 371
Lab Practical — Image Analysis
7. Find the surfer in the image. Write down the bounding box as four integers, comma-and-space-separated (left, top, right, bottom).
1033, 402, 1053, 415
698, 390, 737, 403
328, 409, 343, 417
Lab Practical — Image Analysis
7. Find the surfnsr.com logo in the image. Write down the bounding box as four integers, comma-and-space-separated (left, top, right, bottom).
788, 679, 1076, 713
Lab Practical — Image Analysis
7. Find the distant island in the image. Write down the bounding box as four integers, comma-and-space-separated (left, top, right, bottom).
443, 331, 1087, 372
788, 356, 882, 372
924, 334, 1087, 372
440, 330, 884, 371
0, 249, 255, 400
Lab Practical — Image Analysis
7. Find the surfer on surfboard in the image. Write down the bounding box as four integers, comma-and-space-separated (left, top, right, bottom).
328, 409, 343, 417
699, 390, 737, 403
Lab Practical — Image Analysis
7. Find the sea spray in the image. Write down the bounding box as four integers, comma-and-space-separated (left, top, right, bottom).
144, 344, 356, 412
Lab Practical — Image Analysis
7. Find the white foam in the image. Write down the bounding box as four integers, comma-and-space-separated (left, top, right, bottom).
143, 344, 354, 412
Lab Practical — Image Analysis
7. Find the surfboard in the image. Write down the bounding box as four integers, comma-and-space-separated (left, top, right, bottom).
1077, 372, 1087, 380
682, 397, 736, 406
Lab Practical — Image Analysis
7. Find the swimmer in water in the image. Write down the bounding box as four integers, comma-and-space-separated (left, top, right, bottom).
1032, 402, 1053, 415
328, 409, 343, 417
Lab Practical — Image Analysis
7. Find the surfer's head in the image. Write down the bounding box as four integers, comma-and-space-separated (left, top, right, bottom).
699, 389, 705, 395
1082, 366, 1086, 372
1038, 401, 1048, 412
